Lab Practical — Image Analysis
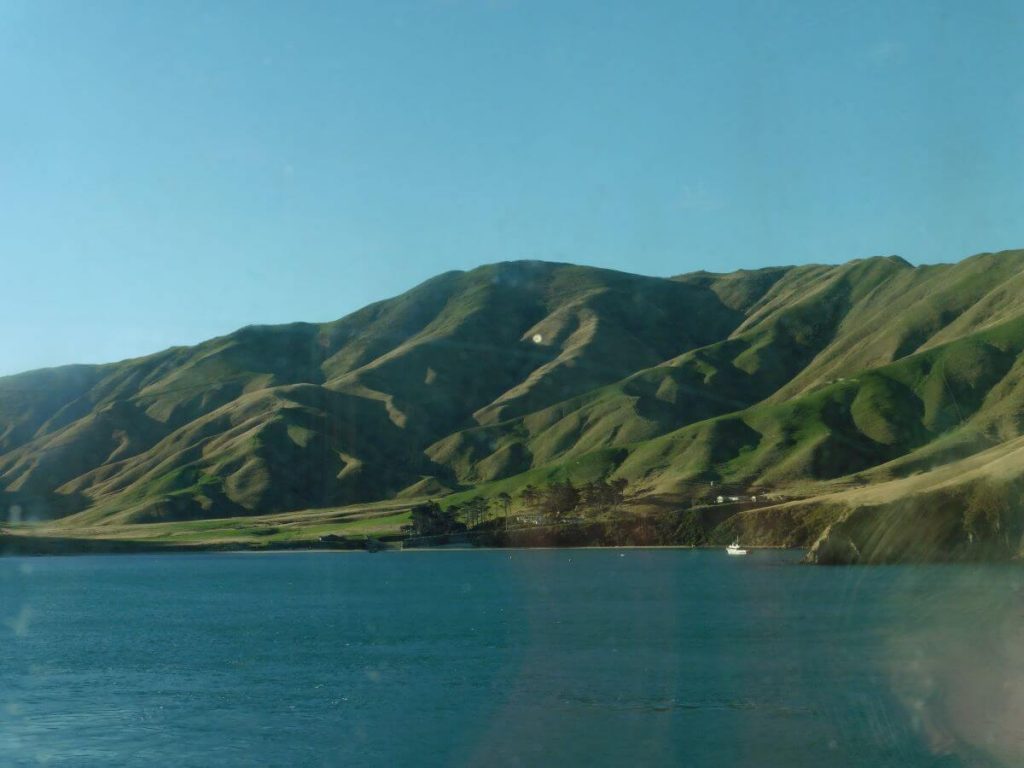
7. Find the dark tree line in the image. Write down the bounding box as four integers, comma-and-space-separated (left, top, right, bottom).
519, 477, 628, 522
406, 478, 630, 537
403, 501, 467, 537
520, 479, 622, 520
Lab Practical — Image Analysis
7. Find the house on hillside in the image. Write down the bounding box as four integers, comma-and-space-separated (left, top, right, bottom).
516, 513, 545, 526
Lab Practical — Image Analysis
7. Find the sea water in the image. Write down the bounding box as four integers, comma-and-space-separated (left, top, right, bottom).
1, 549, 1021, 767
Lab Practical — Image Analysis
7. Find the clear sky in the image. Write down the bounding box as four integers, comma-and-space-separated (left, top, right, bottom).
2, 0, 1022, 376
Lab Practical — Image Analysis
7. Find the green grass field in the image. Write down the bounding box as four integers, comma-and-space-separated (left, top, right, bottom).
4, 498, 418, 550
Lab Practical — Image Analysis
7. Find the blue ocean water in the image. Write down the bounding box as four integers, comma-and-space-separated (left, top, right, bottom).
1, 549, 1021, 767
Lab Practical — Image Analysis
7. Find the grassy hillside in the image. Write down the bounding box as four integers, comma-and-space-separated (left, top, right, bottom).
3, 251, 1024, 561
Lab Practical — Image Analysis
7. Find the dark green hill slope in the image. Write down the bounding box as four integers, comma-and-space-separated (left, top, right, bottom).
3, 250, 1024, 562
425, 253, 1024, 490
0, 261, 761, 522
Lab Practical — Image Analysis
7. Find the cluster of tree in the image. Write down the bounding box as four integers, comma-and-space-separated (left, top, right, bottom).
403, 501, 467, 537
445, 492, 513, 527
519, 478, 628, 521
415, 478, 631, 536
450, 496, 489, 527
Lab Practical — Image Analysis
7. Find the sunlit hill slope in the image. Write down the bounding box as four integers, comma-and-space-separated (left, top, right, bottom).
3, 251, 1024, 561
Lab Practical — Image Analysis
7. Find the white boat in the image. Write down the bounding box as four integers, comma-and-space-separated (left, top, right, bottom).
726, 541, 748, 556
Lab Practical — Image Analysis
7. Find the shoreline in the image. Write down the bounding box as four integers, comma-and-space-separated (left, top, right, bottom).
0, 534, 799, 558
3, 537, 1018, 565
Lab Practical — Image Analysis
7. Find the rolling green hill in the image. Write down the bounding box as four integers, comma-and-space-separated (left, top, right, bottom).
3, 251, 1024, 562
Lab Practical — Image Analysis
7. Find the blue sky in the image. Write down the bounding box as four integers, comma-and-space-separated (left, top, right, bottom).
1, 0, 1022, 375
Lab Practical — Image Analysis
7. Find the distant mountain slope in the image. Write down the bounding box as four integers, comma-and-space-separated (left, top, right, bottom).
0, 261, 759, 522
427, 253, 1024, 489
3, 250, 1024, 561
